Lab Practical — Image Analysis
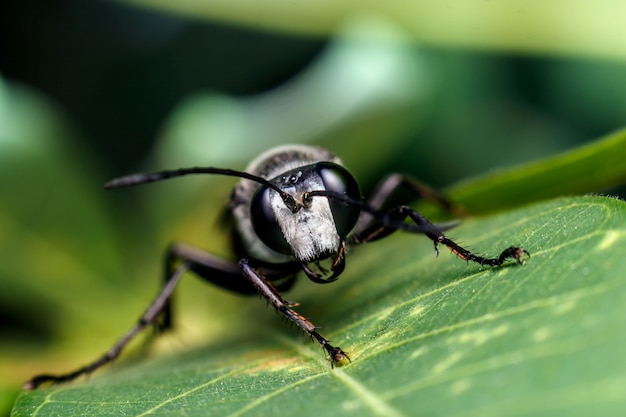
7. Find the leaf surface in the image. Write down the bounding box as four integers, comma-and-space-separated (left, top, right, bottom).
13, 195, 626, 417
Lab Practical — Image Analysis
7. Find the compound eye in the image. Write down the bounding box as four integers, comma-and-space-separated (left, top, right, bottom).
250, 186, 292, 255
316, 162, 361, 238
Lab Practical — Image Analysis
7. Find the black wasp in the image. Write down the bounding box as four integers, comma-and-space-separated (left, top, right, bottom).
26, 144, 528, 389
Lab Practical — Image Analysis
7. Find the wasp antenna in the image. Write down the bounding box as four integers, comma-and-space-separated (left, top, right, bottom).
106, 167, 264, 189
105, 167, 298, 209
105, 167, 245, 189
104, 172, 165, 188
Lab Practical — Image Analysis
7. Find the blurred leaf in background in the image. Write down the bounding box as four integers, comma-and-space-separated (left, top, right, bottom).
154, 16, 431, 168
2, 0, 626, 415
125, 0, 626, 60
0, 77, 131, 411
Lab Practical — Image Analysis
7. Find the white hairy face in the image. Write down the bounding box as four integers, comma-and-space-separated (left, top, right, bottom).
268, 174, 341, 262
232, 145, 346, 263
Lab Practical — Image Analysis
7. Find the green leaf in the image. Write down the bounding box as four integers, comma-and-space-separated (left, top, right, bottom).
12, 195, 626, 416
448, 127, 626, 214
120, 0, 626, 61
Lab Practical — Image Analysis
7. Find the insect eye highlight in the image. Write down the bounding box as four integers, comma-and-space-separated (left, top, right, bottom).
315, 162, 361, 238
250, 186, 292, 255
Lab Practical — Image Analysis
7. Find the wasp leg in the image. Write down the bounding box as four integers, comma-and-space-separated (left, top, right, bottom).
25, 243, 301, 390
158, 243, 248, 332
351, 206, 528, 267
24, 261, 190, 390
240, 259, 350, 367
368, 173, 457, 213
159, 243, 301, 332
354, 173, 462, 234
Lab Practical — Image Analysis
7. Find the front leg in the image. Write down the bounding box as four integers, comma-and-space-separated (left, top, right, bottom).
240, 259, 350, 366
351, 173, 528, 266
352, 206, 528, 267
159, 242, 301, 332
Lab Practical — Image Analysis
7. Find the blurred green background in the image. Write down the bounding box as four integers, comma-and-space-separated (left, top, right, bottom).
1, 0, 626, 414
